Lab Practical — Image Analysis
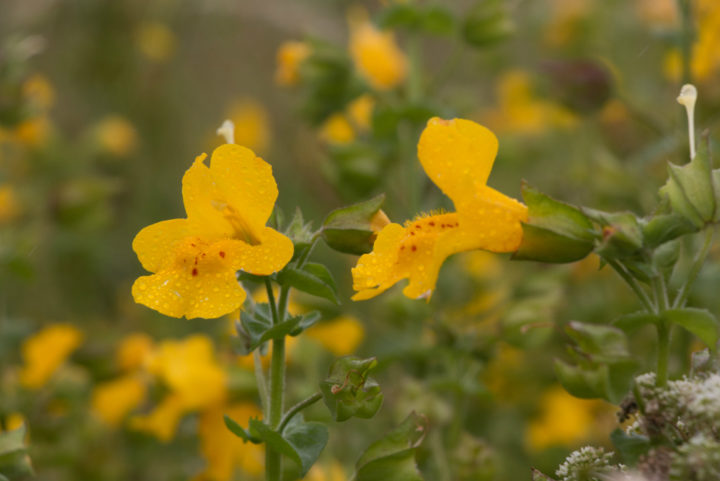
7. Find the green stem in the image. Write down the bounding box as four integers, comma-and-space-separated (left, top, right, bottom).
253, 350, 269, 418
265, 281, 291, 481
673, 228, 714, 308
295, 237, 319, 269
607, 259, 656, 313
656, 321, 671, 387
676, 0, 694, 84
278, 392, 322, 433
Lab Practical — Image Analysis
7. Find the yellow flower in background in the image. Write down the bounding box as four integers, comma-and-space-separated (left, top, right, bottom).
1, 413, 26, 433
320, 114, 356, 145
275, 41, 311, 86
306, 461, 347, 481
225, 100, 270, 154
544, 0, 590, 46
91, 375, 147, 427
19, 324, 83, 389
23, 74, 55, 110
131, 394, 185, 442
116, 333, 154, 371
481, 71, 575, 135
664, 1, 720, 82
132, 144, 294, 319
95, 115, 138, 157
136, 22, 176, 62
306, 316, 365, 356
349, 13, 407, 90
196, 403, 264, 480
0, 185, 21, 224
352, 118, 528, 301
526, 386, 613, 451
13, 116, 51, 147
347, 94, 375, 131
146, 335, 227, 410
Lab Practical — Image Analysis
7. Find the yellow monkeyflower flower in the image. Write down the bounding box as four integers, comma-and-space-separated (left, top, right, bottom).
306, 316, 365, 356
91, 374, 147, 427
196, 403, 265, 480
0, 185, 21, 224
146, 335, 227, 410
115, 332, 154, 372
95, 115, 138, 157
131, 394, 185, 442
19, 324, 83, 389
352, 118, 528, 301
226, 100, 270, 154
349, 15, 407, 90
23, 74, 55, 110
275, 41, 311, 86
320, 113, 356, 145
526, 386, 613, 451
346, 94, 375, 131
132, 144, 294, 319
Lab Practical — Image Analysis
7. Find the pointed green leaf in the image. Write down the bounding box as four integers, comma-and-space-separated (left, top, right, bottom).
282, 421, 329, 476
224, 415, 260, 443
322, 194, 386, 255
610, 429, 650, 464
554, 359, 607, 400
565, 322, 630, 362
277, 263, 339, 304
642, 213, 697, 248
664, 308, 719, 347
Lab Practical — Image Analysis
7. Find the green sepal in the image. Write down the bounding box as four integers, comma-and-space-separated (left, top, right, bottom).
277, 263, 339, 304
320, 356, 384, 422
663, 308, 719, 348
641, 213, 697, 248
285, 208, 315, 253
586, 210, 643, 258
223, 415, 261, 444
354, 412, 427, 481
248, 417, 329, 476
659, 138, 718, 228
513, 182, 596, 263
322, 194, 387, 255
610, 429, 650, 465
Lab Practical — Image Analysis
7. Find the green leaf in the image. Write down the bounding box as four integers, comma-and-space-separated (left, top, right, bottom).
610, 429, 650, 464
237, 304, 273, 353
664, 308, 719, 348
284, 207, 315, 251
277, 263, 339, 304
462, 0, 513, 48
320, 357, 384, 422
554, 360, 607, 400
224, 415, 260, 443
659, 138, 718, 227
565, 322, 630, 362
377, 4, 421, 30
282, 420, 329, 476
0, 424, 33, 478
642, 213, 697, 248
354, 412, 427, 481
419, 6, 455, 35
322, 194, 386, 255
513, 183, 596, 263
613, 311, 660, 333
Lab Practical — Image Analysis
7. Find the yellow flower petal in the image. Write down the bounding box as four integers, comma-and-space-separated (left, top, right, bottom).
275, 41, 310, 86
132, 237, 248, 319
351, 223, 407, 300
232, 226, 294, 276
132, 219, 189, 273
116, 333, 154, 371
349, 19, 407, 90
19, 324, 83, 389
91, 375, 147, 427
417, 117, 498, 205
182, 155, 233, 239
209, 144, 279, 243
130, 394, 186, 442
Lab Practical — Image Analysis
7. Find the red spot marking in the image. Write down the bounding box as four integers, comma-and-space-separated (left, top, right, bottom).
192, 268, 198, 277
429, 221, 435, 226
194, 258, 198, 265
219, 251, 226, 258
416, 224, 422, 229
191, 243, 196, 247
410, 231, 416, 236
400, 245, 405, 250
411, 245, 417, 252
201, 253, 206, 258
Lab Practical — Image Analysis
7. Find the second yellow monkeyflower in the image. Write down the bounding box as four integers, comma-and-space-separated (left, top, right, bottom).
132, 144, 294, 319
352, 118, 527, 300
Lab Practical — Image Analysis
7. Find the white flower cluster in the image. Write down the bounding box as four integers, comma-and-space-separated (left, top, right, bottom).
669, 434, 720, 481
555, 446, 619, 481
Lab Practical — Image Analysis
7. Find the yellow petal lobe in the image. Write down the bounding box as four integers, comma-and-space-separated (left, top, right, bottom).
132, 219, 189, 273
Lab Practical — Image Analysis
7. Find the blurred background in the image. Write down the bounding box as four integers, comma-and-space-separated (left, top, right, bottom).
1, 0, 720, 480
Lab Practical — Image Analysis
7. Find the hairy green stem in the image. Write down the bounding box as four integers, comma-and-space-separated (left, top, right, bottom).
253, 350, 269, 418
673, 228, 714, 308
278, 392, 322, 433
